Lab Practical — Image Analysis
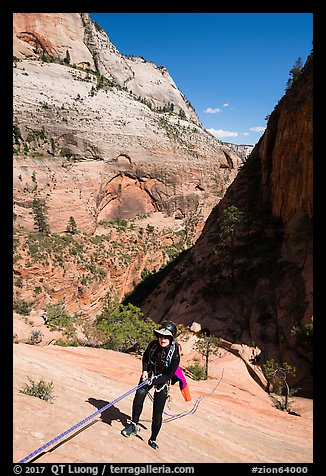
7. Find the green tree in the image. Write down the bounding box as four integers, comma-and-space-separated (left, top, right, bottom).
43, 301, 77, 342
13, 298, 32, 316
179, 108, 186, 119
95, 299, 156, 353
13, 123, 22, 144
193, 333, 221, 379
263, 359, 297, 411
66, 216, 78, 234
64, 49, 71, 65
44, 301, 72, 329
291, 320, 313, 352
32, 198, 50, 234
285, 57, 303, 91
216, 205, 245, 287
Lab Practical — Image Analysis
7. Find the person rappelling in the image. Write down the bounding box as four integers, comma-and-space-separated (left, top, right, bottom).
121, 320, 191, 449
18, 320, 225, 464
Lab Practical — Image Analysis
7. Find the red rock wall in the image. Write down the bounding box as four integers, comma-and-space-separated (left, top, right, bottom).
259, 54, 313, 225
138, 54, 313, 396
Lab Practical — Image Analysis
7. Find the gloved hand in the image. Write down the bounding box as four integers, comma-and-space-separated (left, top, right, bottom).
141, 371, 148, 382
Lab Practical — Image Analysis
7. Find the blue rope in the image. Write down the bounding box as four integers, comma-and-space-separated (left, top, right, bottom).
147, 368, 224, 420
163, 368, 224, 421
19, 379, 149, 463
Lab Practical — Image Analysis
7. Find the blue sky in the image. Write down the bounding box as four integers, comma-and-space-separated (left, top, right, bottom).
90, 13, 313, 146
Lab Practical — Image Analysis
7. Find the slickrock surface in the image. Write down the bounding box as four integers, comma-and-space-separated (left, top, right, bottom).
13, 343, 312, 464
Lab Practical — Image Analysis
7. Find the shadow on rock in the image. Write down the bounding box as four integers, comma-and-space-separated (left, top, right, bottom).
87, 398, 148, 434
87, 398, 130, 426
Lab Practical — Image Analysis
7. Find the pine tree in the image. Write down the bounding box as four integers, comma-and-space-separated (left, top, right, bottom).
285, 57, 303, 91
217, 205, 245, 287
193, 333, 221, 379
66, 216, 77, 234
32, 198, 50, 234
64, 49, 71, 65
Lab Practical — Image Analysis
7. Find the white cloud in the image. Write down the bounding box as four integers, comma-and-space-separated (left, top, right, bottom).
206, 128, 238, 139
250, 126, 265, 132
204, 107, 223, 114
241, 132, 249, 136
223, 103, 230, 107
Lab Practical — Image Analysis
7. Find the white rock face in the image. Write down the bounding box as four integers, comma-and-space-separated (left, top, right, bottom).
13, 12, 243, 242
13, 13, 200, 124
13, 13, 95, 67
13, 56, 241, 233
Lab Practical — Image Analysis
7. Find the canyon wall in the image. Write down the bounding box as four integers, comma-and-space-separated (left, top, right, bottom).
135, 54, 313, 396
13, 13, 241, 317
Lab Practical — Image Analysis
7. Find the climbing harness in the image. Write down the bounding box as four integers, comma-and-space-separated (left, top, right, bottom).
153, 381, 170, 393
148, 340, 176, 373
147, 340, 191, 401
18, 379, 149, 464
146, 368, 224, 422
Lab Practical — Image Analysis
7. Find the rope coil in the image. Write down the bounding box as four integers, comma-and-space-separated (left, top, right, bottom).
148, 368, 224, 421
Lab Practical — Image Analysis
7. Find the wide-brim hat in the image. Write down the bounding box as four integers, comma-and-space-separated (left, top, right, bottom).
154, 327, 174, 338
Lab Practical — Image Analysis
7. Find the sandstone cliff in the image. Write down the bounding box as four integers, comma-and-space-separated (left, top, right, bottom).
14, 12, 240, 234
14, 13, 200, 125
13, 13, 242, 316
11, 15, 313, 463
12, 13, 313, 396
221, 142, 254, 161
134, 54, 313, 396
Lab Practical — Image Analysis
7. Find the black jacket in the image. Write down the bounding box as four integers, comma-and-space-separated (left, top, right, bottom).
142, 339, 180, 386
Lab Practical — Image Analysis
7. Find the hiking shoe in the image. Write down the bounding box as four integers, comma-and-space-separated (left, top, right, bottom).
148, 439, 159, 449
121, 422, 138, 438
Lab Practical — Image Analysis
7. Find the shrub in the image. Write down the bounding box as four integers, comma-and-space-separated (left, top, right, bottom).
27, 329, 43, 345
19, 377, 54, 402
53, 339, 77, 347
13, 298, 32, 316
291, 322, 313, 351
95, 299, 156, 353
262, 359, 297, 411
186, 361, 207, 380
43, 301, 75, 332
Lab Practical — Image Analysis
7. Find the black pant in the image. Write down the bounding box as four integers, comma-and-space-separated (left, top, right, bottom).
132, 381, 168, 441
